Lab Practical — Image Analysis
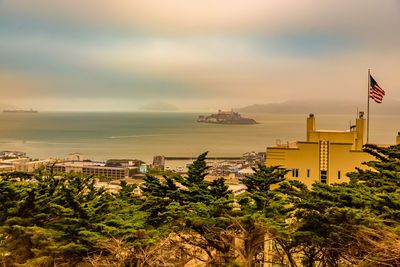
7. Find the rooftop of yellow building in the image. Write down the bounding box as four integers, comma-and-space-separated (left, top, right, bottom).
268, 113, 400, 150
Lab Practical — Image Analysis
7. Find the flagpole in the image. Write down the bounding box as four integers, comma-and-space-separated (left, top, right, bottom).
367, 69, 370, 144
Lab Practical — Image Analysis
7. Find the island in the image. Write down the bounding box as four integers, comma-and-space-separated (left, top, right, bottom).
197, 110, 257, 125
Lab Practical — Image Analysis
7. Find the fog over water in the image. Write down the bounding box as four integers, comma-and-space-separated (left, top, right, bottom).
0, 112, 398, 163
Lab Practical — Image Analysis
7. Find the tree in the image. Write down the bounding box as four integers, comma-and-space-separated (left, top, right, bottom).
0, 171, 150, 266
279, 144, 400, 266
2, 146, 400, 266
140, 152, 235, 266
237, 165, 297, 267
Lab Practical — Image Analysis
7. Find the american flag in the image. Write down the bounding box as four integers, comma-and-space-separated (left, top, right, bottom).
369, 75, 385, 104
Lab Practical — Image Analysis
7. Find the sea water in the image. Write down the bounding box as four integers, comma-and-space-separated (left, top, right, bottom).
0, 112, 398, 163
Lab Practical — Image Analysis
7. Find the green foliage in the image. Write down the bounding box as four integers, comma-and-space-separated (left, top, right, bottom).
1, 146, 400, 266
235, 146, 400, 266
239, 165, 288, 214
0, 171, 149, 266
279, 144, 400, 266
236, 165, 295, 266
141, 152, 235, 264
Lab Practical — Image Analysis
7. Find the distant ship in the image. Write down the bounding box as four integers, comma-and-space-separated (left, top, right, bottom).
3, 108, 38, 113
197, 110, 257, 125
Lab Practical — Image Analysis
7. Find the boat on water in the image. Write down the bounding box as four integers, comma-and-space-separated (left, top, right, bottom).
3, 108, 38, 113
197, 110, 257, 125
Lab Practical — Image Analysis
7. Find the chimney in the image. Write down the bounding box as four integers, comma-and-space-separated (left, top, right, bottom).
306, 113, 315, 142
355, 111, 366, 150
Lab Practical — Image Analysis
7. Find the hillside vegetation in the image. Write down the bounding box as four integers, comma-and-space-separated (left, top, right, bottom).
1, 146, 400, 266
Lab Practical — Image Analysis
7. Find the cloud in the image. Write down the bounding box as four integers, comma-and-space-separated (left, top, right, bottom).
2, 0, 400, 36
0, 0, 399, 110
0, 71, 53, 98
0, 34, 196, 100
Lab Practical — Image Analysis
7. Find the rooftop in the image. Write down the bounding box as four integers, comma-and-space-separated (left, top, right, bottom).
270, 141, 298, 149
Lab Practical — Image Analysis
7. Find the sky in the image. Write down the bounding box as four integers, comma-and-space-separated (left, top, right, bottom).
0, 0, 399, 111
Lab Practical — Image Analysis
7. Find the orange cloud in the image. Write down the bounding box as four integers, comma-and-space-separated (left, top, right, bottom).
0, 71, 52, 98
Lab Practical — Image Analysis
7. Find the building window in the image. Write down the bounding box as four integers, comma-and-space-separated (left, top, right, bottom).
338, 171, 341, 180
307, 169, 310, 178
292, 168, 299, 178
321, 170, 327, 184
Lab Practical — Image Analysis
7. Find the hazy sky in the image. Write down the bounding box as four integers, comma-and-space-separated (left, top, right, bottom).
1, 0, 399, 111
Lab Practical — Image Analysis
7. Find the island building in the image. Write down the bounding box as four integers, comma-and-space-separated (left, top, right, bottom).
197, 110, 257, 124
266, 112, 400, 187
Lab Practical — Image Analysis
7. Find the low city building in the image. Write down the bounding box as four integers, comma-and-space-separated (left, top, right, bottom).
237, 168, 255, 176
266, 112, 388, 187
82, 166, 129, 179
0, 164, 15, 173
17, 159, 57, 172
106, 158, 144, 166
0, 157, 57, 173
152, 155, 165, 170
0, 150, 26, 158
152, 153, 265, 183
47, 161, 134, 179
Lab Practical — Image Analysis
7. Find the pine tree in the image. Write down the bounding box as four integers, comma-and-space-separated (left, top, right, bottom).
237, 165, 295, 267
0, 171, 149, 266
280, 144, 400, 266
140, 152, 235, 265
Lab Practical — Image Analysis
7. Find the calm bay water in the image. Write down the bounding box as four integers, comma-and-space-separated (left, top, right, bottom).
0, 112, 399, 163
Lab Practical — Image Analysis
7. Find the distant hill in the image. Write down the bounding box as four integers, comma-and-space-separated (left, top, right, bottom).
139, 102, 179, 112
237, 99, 400, 115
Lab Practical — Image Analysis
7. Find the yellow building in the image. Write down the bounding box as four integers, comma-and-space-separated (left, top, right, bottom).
266, 112, 377, 187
